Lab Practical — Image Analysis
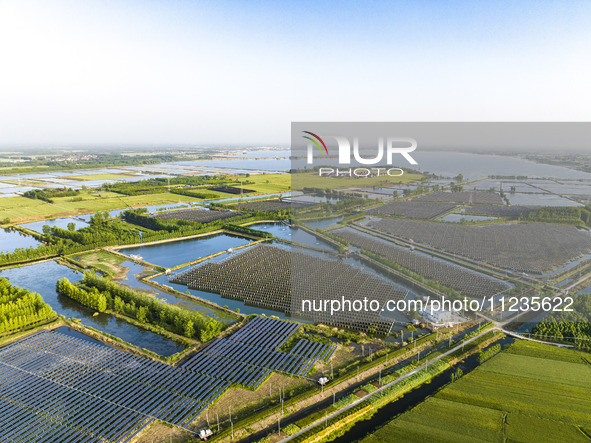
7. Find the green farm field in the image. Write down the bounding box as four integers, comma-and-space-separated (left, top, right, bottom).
362, 340, 591, 443
0, 193, 196, 223
243, 173, 291, 193
0, 174, 291, 222
291, 170, 423, 190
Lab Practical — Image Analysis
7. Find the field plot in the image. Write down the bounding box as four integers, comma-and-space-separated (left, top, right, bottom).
462, 204, 537, 217
183, 316, 335, 387
0, 192, 196, 223
152, 208, 240, 223
0, 330, 229, 442
415, 191, 503, 205
363, 341, 591, 443
366, 218, 591, 273
234, 200, 311, 212
207, 185, 255, 194
334, 228, 511, 298
367, 201, 456, 219
171, 244, 404, 333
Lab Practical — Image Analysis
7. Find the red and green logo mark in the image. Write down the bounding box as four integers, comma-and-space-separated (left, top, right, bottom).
302, 131, 328, 155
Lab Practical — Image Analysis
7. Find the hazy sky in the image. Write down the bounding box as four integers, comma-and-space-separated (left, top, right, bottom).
0, 0, 590, 146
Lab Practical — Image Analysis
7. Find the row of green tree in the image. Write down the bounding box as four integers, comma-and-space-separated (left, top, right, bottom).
1, 208, 269, 267
57, 272, 223, 341
23, 188, 80, 203
56, 278, 108, 312
169, 188, 219, 199
103, 175, 231, 196
518, 206, 591, 226
0, 278, 56, 334
532, 293, 591, 350
223, 223, 273, 238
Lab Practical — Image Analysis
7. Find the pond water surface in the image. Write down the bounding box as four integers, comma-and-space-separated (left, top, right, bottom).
0, 261, 184, 356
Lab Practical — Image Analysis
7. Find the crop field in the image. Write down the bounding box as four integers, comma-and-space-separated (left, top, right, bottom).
239, 173, 291, 194
152, 208, 241, 223
0, 192, 196, 222
171, 244, 404, 333
0, 173, 290, 223
367, 201, 457, 219
415, 191, 503, 205
333, 227, 511, 298
0, 329, 230, 442
183, 316, 334, 387
366, 218, 591, 273
463, 205, 537, 217
363, 340, 591, 443
291, 171, 423, 191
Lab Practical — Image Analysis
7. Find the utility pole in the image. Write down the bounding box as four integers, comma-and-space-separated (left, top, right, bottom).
278, 417, 280, 434
333, 392, 335, 405
216, 413, 219, 433
206, 409, 210, 428
357, 365, 359, 381
231, 420, 234, 440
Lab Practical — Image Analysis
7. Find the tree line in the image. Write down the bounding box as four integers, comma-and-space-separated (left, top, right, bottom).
532, 292, 591, 350
519, 206, 591, 226
57, 272, 223, 341
0, 278, 56, 334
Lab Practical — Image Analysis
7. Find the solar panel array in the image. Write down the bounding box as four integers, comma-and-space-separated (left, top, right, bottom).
184, 317, 328, 384
172, 244, 403, 334
0, 330, 229, 442
290, 339, 336, 364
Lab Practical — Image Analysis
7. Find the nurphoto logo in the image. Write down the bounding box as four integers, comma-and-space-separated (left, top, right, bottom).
301, 130, 418, 176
